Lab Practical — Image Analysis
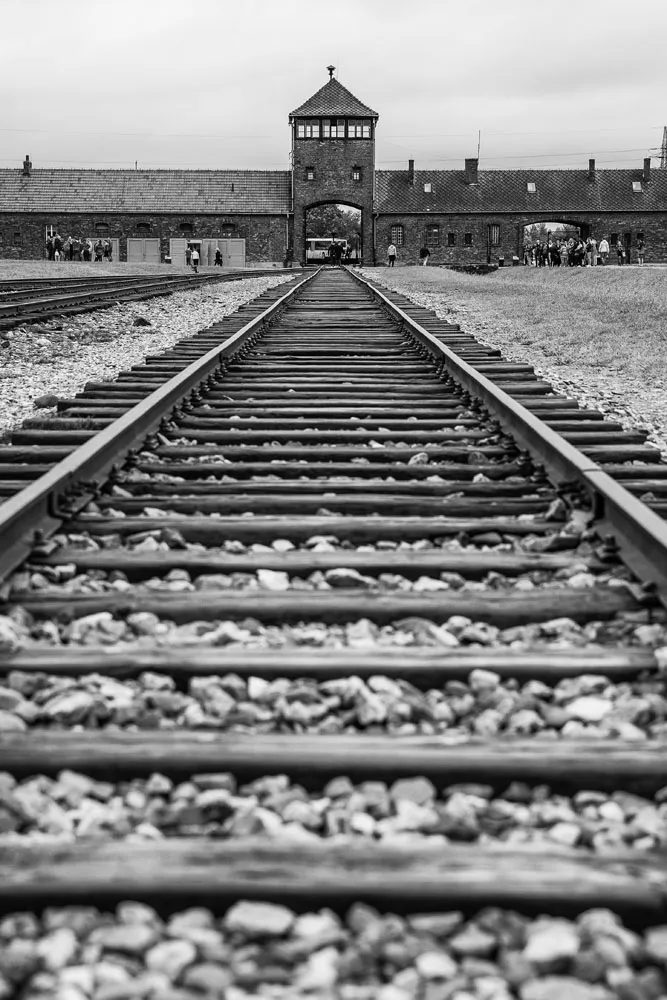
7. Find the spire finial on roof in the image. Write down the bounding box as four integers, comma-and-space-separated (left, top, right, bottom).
327, 65, 335, 80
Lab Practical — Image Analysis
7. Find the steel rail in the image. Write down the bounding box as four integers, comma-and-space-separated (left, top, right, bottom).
0, 269, 315, 578
352, 268, 667, 606
0, 269, 289, 330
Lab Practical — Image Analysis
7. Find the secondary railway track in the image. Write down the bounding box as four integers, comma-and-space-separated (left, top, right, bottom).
0, 268, 282, 331
1, 266, 667, 996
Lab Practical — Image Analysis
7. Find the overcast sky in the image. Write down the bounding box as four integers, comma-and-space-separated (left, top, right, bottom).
2, 0, 665, 173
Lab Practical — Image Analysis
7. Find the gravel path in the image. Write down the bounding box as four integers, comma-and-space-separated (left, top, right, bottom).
0, 275, 292, 440
1, 899, 666, 999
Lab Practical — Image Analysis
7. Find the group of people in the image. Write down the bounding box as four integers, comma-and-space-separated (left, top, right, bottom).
46, 234, 113, 262
522, 235, 646, 267
327, 241, 353, 264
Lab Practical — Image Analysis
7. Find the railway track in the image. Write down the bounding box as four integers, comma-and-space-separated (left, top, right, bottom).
1, 266, 667, 997
0, 268, 284, 331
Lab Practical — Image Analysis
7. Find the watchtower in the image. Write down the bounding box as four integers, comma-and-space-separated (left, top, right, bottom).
289, 68, 378, 265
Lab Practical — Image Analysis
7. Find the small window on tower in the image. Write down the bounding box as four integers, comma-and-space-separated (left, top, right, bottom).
352, 167, 361, 181
306, 167, 315, 181
424, 182, 432, 193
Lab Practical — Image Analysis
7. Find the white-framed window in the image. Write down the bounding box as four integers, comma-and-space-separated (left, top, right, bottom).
306, 167, 315, 181
348, 119, 371, 138
297, 120, 320, 139
391, 224, 404, 246
632, 180, 642, 192
352, 167, 361, 181
423, 182, 432, 193
527, 182, 536, 193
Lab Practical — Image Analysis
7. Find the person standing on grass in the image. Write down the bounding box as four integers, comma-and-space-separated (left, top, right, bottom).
191, 246, 200, 273
637, 236, 645, 266
419, 245, 430, 266
387, 242, 397, 267
598, 237, 609, 265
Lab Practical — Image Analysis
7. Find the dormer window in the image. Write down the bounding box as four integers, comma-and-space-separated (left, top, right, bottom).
632, 180, 642, 192
527, 182, 536, 193
423, 182, 432, 193
297, 119, 320, 139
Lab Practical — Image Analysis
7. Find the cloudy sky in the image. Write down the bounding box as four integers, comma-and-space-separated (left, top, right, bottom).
2, 0, 665, 173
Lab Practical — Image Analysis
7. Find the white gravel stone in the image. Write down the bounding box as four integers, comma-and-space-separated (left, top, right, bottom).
224, 900, 295, 938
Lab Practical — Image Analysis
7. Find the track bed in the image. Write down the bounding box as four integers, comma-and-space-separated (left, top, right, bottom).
1, 267, 667, 999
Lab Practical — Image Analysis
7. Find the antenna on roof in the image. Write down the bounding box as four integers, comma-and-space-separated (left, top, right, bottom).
661, 127, 667, 169
327, 65, 335, 80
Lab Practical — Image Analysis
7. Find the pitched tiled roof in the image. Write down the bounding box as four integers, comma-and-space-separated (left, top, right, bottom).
376, 168, 667, 214
290, 78, 378, 118
0, 170, 291, 214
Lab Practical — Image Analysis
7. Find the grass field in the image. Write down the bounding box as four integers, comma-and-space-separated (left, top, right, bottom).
368, 264, 667, 454
371, 266, 667, 382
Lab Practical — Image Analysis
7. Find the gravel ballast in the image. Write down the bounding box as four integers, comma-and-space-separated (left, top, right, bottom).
0, 275, 292, 439
1, 900, 667, 999
1, 656, 666, 739
2, 768, 666, 852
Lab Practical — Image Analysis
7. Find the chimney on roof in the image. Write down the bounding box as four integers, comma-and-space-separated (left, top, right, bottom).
588, 158, 596, 181
643, 157, 651, 182
408, 159, 415, 186
22, 154, 32, 177
464, 158, 478, 185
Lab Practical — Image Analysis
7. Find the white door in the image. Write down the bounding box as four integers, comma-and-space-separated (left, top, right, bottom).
223, 239, 245, 268
169, 238, 188, 267
127, 238, 160, 263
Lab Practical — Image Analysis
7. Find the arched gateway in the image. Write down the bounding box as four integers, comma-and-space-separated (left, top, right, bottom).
289, 67, 378, 266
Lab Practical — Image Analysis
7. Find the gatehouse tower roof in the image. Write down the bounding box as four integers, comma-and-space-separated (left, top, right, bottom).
290, 74, 378, 119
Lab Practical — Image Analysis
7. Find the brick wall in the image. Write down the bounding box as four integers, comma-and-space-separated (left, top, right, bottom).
0, 213, 288, 263
292, 135, 376, 264
376, 213, 667, 265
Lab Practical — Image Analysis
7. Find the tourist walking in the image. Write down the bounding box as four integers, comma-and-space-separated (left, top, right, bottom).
637, 236, 645, 266
419, 245, 430, 266
387, 242, 397, 267
598, 237, 609, 265
191, 246, 200, 273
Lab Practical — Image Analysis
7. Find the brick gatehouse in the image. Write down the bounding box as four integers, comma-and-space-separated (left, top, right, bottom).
1, 71, 665, 265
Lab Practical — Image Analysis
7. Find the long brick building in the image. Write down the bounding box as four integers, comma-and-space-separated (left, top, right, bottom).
1, 72, 665, 265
